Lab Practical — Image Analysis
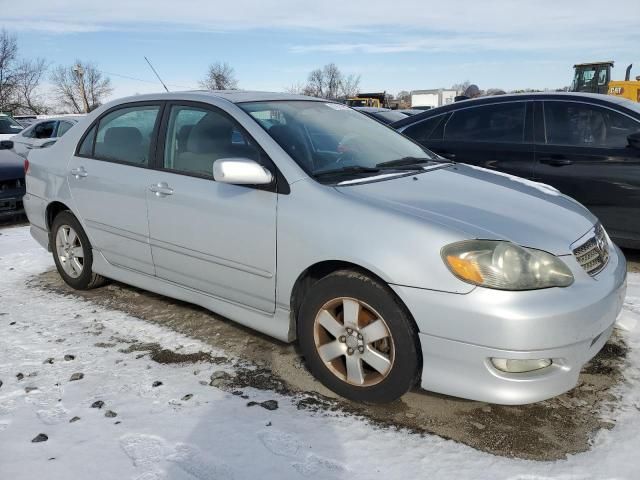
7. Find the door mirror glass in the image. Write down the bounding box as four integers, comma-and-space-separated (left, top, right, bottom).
213, 158, 273, 185
628, 132, 640, 150
0, 140, 14, 150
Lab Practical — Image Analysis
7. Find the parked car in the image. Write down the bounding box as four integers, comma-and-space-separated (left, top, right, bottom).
353, 106, 409, 124
0, 148, 26, 221
0, 114, 24, 141
10, 116, 82, 158
392, 92, 640, 249
24, 91, 626, 405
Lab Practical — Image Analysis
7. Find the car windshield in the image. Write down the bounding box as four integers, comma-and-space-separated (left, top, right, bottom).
0, 115, 24, 134
238, 101, 440, 182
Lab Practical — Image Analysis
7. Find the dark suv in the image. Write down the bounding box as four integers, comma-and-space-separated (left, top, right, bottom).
393, 92, 640, 248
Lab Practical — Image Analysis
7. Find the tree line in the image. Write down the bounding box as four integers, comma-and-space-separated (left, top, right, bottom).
0, 29, 113, 115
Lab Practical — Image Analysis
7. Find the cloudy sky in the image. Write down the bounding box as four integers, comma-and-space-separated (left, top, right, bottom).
2, 0, 639, 99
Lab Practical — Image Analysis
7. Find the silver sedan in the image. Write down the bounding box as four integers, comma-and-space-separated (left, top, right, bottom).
23, 91, 626, 404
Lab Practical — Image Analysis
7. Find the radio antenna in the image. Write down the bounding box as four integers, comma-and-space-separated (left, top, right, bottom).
144, 56, 170, 92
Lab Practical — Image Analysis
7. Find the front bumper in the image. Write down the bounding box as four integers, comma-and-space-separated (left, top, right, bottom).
392, 244, 627, 404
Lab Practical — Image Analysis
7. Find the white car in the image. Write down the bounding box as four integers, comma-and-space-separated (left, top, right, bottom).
11, 116, 82, 158
0, 114, 24, 141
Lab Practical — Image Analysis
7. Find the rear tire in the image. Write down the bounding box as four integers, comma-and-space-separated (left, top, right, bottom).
51, 211, 108, 290
298, 269, 421, 403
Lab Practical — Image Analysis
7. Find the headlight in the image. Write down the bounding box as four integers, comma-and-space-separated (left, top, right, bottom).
442, 240, 573, 290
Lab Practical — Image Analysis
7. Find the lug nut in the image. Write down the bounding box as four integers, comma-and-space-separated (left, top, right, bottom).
357, 333, 363, 340
358, 346, 364, 353
339, 336, 346, 343
346, 328, 352, 334
347, 348, 354, 355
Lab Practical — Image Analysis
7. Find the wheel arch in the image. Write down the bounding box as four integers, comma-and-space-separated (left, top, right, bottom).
45, 201, 72, 231
289, 260, 418, 340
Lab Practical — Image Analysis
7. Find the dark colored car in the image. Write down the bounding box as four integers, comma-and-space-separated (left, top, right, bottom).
392, 92, 640, 248
0, 148, 26, 221
353, 107, 409, 124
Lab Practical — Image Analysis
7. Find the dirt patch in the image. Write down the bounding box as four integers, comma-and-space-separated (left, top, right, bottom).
32, 269, 629, 461
119, 342, 225, 365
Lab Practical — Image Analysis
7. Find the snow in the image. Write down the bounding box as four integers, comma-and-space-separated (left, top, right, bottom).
1, 225, 640, 479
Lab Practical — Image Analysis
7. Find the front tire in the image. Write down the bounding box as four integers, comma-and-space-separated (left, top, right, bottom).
51, 211, 107, 290
298, 270, 421, 403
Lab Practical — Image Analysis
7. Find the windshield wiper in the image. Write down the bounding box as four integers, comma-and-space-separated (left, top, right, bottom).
375, 157, 433, 169
312, 165, 381, 178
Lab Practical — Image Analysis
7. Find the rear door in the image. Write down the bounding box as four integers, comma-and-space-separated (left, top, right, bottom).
67, 102, 162, 274
534, 100, 640, 246
408, 101, 536, 179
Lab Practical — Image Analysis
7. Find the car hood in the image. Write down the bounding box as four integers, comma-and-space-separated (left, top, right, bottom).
0, 150, 25, 180
336, 163, 596, 255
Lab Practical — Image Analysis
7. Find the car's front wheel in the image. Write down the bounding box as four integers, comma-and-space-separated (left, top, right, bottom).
51, 211, 107, 290
298, 270, 421, 403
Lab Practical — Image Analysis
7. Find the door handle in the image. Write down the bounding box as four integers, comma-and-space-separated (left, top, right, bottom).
70, 166, 88, 178
539, 156, 573, 167
149, 182, 174, 197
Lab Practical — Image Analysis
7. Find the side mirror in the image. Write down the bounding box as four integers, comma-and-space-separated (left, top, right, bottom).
629, 132, 640, 150
0, 140, 14, 150
213, 158, 273, 185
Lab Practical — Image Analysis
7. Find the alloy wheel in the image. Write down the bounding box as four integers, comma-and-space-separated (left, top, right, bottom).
55, 224, 84, 278
313, 297, 395, 387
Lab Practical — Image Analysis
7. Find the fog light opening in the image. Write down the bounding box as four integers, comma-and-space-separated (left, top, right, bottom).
490, 358, 552, 373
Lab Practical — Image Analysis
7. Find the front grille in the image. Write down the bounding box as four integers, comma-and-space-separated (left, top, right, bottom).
573, 224, 609, 276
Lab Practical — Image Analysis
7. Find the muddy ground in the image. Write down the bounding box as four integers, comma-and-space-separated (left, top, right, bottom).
30, 266, 633, 463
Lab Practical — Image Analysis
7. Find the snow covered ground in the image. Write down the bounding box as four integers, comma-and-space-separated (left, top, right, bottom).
1, 224, 640, 480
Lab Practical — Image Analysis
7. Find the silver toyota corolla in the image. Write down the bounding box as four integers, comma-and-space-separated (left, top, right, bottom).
23, 91, 627, 404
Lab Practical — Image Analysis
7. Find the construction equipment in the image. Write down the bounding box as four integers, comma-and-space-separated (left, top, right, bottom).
346, 92, 389, 108
571, 61, 640, 102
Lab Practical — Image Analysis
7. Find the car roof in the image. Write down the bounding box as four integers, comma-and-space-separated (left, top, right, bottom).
391, 91, 640, 128
28, 115, 84, 125
108, 90, 325, 106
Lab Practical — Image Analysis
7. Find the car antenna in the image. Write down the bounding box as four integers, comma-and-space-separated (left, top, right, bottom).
144, 56, 170, 92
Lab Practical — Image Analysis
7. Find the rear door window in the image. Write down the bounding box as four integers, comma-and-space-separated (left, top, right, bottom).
543, 101, 640, 148
93, 105, 160, 166
444, 103, 526, 143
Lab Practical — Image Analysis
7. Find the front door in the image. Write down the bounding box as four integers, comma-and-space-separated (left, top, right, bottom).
67, 103, 162, 275
427, 101, 536, 180
146, 103, 277, 312
534, 100, 640, 246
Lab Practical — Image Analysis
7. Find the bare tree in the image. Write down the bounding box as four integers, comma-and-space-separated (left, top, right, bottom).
339, 73, 361, 98
0, 29, 51, 115
451, 81, 472, 94
302, 63, 360, 100
199, 62, 238, 90
50, 61, 113, 113
0, 29, 19, 112
15, 59, 50, 114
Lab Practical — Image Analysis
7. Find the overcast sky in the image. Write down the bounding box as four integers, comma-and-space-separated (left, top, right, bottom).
2, 0, 639, 99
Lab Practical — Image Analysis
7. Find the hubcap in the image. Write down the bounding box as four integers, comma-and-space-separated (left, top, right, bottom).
55, 225, 84, 279
313, 297, 394, 387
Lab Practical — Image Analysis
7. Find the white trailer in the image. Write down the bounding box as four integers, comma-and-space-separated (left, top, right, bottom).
410, 89, 458, 108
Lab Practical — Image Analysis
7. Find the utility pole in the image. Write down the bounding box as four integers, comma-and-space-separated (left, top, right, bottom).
73, 64, 90, 113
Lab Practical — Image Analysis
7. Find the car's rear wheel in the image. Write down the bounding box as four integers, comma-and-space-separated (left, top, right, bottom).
51, 211, 107, 290
298, 270, 421, 403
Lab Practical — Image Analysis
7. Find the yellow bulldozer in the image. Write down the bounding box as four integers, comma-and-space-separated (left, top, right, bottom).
571, 61, 640, 102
